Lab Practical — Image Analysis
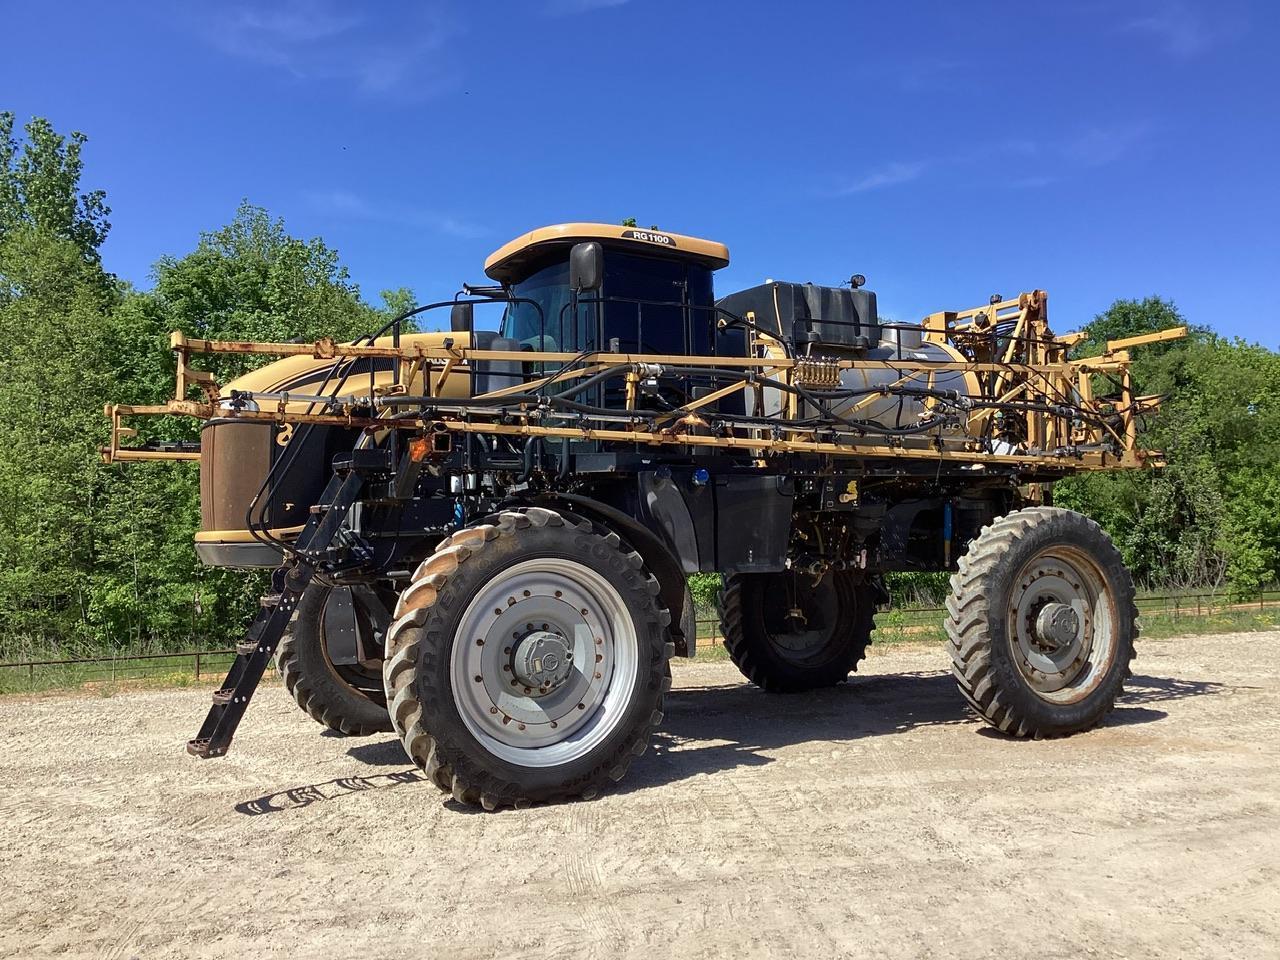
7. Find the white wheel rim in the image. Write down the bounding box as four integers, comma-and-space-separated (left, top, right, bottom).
1008, 545, 1117, 704
450, 557, 639, 768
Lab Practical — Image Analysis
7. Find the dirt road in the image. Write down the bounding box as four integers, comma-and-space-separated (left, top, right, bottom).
2, 632, 1277, 960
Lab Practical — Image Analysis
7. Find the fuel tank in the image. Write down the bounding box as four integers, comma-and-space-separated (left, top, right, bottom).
196, 330, 473, 568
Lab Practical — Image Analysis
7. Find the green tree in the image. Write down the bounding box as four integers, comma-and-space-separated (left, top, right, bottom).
1056, 298, 1280, 596
0, 113, 110, 265
146, 201, 380, 388
1070, 295, 1208, 362
0, 117, 402, 655
86, 203, 402, 649
379, 287, 417, 321
0, 116, 117, 654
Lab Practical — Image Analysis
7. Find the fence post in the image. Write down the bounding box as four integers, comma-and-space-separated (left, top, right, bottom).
195, 651, 201, 680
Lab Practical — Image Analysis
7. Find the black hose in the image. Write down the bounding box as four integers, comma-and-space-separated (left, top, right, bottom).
519, 436, 538, 482
558, 437, 571, 481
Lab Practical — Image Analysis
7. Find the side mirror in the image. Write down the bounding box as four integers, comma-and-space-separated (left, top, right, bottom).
569, 241, 603, 291
450, 302, 474, 334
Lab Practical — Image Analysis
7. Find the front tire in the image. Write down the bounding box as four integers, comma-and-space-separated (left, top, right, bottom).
946, 506, 1137, 737
383, 508, 672, 810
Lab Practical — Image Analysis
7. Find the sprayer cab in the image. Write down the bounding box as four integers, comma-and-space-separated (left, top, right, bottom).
482, 222, 729, 359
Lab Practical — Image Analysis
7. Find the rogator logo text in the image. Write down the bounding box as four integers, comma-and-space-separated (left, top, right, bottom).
621, 229, 676, 247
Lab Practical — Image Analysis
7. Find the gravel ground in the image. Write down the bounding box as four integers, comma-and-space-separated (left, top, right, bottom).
1, 632, 1278, 960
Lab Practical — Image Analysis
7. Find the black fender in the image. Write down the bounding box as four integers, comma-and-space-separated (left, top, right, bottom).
529, 493, 696, 657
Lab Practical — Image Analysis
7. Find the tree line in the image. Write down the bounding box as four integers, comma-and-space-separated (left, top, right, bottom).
2, 114, 1277, 659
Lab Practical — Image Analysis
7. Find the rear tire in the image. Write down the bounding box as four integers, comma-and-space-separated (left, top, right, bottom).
383, 508, 672, 810
276, 583, 394, 736
946, 506, 1137, 737
718, 570, 875, 692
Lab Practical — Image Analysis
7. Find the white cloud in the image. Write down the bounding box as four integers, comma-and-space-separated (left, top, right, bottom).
545, 0, 630, 15
1121, 0, 1232, 58
305, 189, 487, 239
1008, 175, 1058, 190
199, 1, 460, 97
418, 213, 489, 240
1065, 123, 1152, 168
229, 6, 361, 52
307, 189, 376, 218
834, 161, 928, 195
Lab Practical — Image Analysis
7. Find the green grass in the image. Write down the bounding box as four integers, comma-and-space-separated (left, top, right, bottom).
1132, 608, 1280, 638
0, 652, 238, 696
685, 605, 1280, 662
4, 603, 1278, 691
688, 641, 731, 661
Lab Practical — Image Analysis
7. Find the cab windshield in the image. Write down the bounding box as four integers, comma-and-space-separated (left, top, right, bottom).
499, 253, 713, 357
499, 261, 595, 353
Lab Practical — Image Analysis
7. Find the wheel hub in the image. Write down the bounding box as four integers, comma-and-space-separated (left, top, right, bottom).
1008, 549, 1116, 699
450, 557, 640, 765
511, 630, 573, 692
1033, 602, 1080, 651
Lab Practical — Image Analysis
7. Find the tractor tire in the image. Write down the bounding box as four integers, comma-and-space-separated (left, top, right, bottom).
946, 506, 1138, 737
382, 507, 672, 810
276, 582, 394, 736
717, 570, 876, 692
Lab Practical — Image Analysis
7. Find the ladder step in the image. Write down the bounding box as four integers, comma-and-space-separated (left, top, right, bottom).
333, 449, 394, 473
260, 592, 282, 608
186, 738, 221, 759
236, 640, 261, 656
211, 687, 235, 705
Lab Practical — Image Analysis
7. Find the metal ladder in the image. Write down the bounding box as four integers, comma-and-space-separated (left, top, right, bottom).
186, 451, 387, 759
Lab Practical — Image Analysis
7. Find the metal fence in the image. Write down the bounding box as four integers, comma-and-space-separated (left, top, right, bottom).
692, 587, 1280, 646
0, 647, 238, 693
2, 588, 1276, 692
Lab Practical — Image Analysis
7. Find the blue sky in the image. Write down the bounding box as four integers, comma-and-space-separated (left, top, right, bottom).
3, 0, 1276, 342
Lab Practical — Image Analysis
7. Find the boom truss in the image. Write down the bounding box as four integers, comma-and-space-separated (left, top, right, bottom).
104, 291, 1182, 476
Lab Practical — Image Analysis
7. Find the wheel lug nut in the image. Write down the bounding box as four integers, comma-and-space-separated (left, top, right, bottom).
476, 638, 484, 646
502, 665, 511, 672
577, 702, 586, 710
489, 706, 498, 715
474, 675, 483, 683
523, 590, 531, 597
494, 608, 503, 616
595, 653, 603, 663
518, 723, 526, 731
555, 590, 563, 598
550, 720, 558, 729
